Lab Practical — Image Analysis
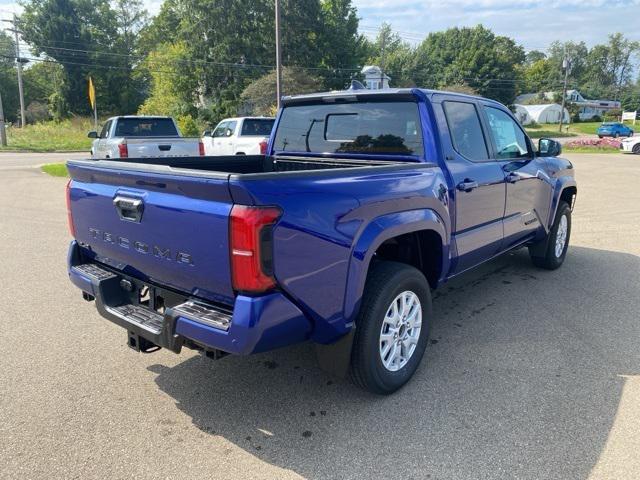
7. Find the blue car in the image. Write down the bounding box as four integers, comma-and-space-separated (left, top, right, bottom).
597, 122, 634, 138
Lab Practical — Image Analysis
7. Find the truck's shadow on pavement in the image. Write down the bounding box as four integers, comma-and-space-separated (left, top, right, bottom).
148, 246, 640, 480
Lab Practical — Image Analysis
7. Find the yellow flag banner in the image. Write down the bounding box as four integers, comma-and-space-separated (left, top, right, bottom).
88, 77, 96, 110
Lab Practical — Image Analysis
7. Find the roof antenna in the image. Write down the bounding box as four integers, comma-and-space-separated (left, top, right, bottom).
349, 80, 366, 90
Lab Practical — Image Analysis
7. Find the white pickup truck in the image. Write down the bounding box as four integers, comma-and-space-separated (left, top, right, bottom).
88, 116, 204, 159
201, 117, 275, 156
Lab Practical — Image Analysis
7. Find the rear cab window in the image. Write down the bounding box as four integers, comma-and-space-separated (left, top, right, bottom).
114, 118, 179, 137
442, 101, 489, 161
241, 119, 275, 136
272, 100, 424, 157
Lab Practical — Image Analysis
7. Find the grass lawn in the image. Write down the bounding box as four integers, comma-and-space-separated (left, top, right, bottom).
525, 128, 576, 138
41, 163, 69, 177
1, 118, 93, 152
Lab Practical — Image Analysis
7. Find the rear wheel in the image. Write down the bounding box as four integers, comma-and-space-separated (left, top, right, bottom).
350, 261, 431, 394
633, 144, 640, 154
529, 201, 571, 270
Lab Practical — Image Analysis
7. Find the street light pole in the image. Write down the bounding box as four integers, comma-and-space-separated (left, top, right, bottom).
275, 0, 283, 110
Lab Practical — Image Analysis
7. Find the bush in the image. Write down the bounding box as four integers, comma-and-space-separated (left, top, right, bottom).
591, 115, 602, 123
176, 115, 201, 137
24, 101, 51, 124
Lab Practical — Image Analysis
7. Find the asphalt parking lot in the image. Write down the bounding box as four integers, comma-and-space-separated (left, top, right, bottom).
1, 152, 638, 480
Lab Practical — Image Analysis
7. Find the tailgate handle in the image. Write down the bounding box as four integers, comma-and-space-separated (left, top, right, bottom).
113, 196, 144, 222
158, 144, 171, 151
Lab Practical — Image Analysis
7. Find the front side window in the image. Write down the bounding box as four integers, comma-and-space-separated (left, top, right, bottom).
99, 121, 111, 139
484, 107, 530, 160
442, 101, 488, 161
212, 122, 228, 138
272, 101, 424, 156
225, 121, 238, 137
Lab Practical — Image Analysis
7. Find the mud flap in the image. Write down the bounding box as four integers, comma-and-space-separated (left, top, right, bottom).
314, 327, 355, 379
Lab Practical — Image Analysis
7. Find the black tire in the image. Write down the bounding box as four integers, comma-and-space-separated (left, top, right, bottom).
529, 201, 571, 270
598, 135, 603, 139
633, 144, 640, 154
350, 261, 431, 394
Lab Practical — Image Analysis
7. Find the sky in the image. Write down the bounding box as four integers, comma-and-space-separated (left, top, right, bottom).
354, 0, 640, 51
1, 0, 639, 53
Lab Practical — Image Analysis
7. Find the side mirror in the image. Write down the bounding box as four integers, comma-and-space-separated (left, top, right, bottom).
225, 128, 233, 137
87, 131, 98, 139
539, 138, 561, 157
202, 130, 211, 137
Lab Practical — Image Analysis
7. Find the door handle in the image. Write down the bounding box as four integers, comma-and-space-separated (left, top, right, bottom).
456, 179, 478, 192
506, 172, 522, 183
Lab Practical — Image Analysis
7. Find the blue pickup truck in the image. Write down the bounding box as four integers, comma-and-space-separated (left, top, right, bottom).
67, 88, 576, 394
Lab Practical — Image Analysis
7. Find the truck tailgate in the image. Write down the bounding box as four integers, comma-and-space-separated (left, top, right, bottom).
125, 138, 200, 157
67, 161, 235, 305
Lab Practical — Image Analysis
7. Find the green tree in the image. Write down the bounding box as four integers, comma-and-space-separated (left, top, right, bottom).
137, 42, 198, 117
365, 23, 417, 88
413, 25, 525, 104
240, 66, 324, 116
19, 0, 148, 114
0, 31, 20, 122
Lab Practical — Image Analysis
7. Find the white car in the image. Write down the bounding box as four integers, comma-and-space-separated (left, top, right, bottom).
202, 117, 275, 156
620, 136, 640, 154
89, 116, 203, 159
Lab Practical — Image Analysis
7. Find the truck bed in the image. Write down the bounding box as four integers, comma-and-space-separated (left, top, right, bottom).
70, 154, 411, 177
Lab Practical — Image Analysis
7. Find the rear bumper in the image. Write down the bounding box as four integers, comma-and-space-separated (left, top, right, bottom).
67, 241, 311, 355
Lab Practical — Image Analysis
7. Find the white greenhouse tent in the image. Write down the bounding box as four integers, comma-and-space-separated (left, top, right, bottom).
514, 104, 570, 125
513, 105, 533, 125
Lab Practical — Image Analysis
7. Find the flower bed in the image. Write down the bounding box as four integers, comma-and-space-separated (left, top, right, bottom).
564, 137, 622, 149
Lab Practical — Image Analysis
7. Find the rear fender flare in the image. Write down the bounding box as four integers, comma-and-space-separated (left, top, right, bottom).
343, 209, 448, 324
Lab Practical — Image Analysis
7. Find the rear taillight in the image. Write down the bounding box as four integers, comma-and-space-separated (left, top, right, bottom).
230, 205, 282, 293
65, 179, 75, 237
259, 140, 268, 155
199, 141, 205, 156
118, 142, 128, 158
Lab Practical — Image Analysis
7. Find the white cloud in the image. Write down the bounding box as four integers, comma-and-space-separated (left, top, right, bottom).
354, 0, 640, 50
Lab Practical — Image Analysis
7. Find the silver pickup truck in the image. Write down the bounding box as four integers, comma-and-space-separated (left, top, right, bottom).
88, 116, 204, 159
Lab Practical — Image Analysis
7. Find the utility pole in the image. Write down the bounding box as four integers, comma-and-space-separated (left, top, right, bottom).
9, 15, 26, 128
559, 52, 571, 133
274, 0, 283, 110
0, 91, 7, 146
379, 31, 386, 90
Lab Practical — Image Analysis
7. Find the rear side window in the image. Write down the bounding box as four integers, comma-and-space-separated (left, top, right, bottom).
114, 118, 179, 137
241, 119, 275, 136
273, 101, 424, 156
483, 107, 530, 160
443, 101, 488, 161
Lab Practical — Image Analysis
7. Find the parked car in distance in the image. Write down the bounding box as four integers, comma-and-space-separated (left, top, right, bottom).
67, 88, 576, 395
620, 135, 640, 154
88, 116, 204, 159
597, 122, 634, 138
201, 117, 275, 156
